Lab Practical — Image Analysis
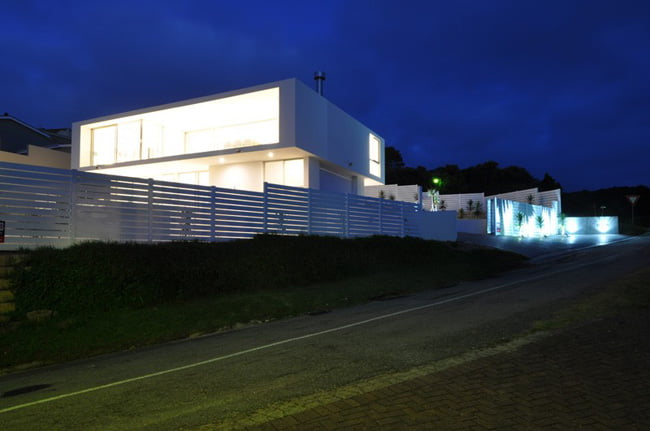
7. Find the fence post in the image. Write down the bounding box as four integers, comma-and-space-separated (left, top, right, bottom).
210, 186, 217, 242
307, 188, 312, 235
263, 182, 268, 233
147, 178, 154, 243
378, 199, 383, 235
400, 203, 405, 237
344, 194, 350, 238
68, 170, 78, 246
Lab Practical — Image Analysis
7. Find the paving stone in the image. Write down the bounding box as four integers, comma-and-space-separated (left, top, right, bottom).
240, 311, 650, 430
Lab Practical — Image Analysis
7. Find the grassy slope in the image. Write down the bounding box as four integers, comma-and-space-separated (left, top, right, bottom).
1, 236, 526, 371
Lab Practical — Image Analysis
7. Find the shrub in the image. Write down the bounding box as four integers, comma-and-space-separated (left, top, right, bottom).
11, 235, 462, 315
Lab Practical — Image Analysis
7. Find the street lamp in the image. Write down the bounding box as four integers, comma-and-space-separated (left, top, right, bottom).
428, 177, 443, 211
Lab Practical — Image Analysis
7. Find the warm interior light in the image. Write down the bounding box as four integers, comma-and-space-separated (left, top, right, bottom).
369, 133, 381, 177
82, 87, 280, 167
284, 159, 304, 187
218, 157, 225, 163
267, 152, 274, 158
264, 159, 304, 187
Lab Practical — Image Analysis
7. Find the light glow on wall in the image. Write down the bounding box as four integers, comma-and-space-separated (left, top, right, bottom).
596, 218, 611, 233
489, 197, 559, 237
563, 216, 619, 235
565, 218, 580, 234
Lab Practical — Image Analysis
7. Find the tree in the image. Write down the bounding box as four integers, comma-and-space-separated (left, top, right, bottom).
539, 173, 561, 191
536, 215, 545, 234
515, 212, 525, 235
385, 146, 405, 170
473, 201, 483, 218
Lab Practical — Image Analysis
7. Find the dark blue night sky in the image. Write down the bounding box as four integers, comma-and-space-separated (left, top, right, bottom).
2, 0, 648, 191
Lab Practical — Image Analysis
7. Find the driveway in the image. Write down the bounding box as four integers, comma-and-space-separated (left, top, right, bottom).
457, 232, 630, 261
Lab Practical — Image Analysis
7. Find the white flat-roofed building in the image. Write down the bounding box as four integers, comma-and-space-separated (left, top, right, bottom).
72, 78, 384, 194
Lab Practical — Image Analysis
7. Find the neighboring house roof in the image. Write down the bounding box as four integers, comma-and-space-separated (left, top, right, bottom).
0, 113, 71, 154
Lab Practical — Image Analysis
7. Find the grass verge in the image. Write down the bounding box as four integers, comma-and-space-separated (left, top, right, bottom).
531, 266, 650, 333
0, 238, 525, 372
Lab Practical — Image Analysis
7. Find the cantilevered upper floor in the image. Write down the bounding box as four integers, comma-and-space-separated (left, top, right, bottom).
72, 79, 384, 194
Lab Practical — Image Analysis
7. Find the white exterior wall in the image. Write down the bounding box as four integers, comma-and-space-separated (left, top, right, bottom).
416, 211, 457, 241
487, 198, 559, 237
564, 216, 618, 234
486, 188, 561, 211
293, 80, 384, 187
365, 184, 421, 204
427, 192, 486, 213
71, 79, 383, 195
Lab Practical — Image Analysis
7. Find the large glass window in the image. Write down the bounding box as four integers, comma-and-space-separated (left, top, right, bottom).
369, 134, 381, 177
142, 121, 164, 159
91, 125, 117, 166
84, 87, 280, 167
185, 128, 213, 154
116, 121, 141, 162
284, 159, 304, 187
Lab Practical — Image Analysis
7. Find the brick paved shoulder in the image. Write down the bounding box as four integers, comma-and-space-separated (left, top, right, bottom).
242, 311, 650, 430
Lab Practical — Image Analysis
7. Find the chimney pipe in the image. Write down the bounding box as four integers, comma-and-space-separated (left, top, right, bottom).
314, 71, 326, 96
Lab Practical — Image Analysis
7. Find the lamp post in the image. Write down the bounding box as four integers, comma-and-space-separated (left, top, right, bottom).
428, 177, 443, 211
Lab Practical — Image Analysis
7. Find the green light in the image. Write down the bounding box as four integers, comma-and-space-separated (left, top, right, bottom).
432, 177, 441, 185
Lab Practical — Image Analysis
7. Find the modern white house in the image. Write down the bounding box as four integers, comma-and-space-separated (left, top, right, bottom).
72, 78, 384, 195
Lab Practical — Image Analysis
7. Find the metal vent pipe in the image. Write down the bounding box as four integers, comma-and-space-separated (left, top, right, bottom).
314, 71, 326, 95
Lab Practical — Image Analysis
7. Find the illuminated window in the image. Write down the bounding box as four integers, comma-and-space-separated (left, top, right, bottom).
264, 159, 304, 187
284, 159, 304, 187
91, 125, 117, 165
185, 128, 213, 153
369, 134, 381, 177
142, 121, 164, 159
116, 121, 141, 162
82, 87, 279, 167
264, 160, 284, 185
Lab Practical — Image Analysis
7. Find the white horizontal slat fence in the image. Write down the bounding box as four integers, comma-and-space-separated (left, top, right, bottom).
0, 162, 424, 250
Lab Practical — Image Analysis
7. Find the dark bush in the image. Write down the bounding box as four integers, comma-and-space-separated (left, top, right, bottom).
11, 235, 480, 315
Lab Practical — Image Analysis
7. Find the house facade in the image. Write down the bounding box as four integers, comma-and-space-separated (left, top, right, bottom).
0, 113, 71, 169
72, 79, 384, 194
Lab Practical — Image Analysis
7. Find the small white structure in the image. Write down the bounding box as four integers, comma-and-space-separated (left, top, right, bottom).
487, 198, 559, 237
364, 184, 421, 203
72, 79, 384, 195
564, 216, 619, 235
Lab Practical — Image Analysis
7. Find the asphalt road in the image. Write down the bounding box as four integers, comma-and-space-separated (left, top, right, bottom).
1, 234, 648, 430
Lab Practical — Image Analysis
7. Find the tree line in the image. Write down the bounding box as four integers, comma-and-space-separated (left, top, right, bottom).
385, 146, 561, 195
385, 146, 648, 228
